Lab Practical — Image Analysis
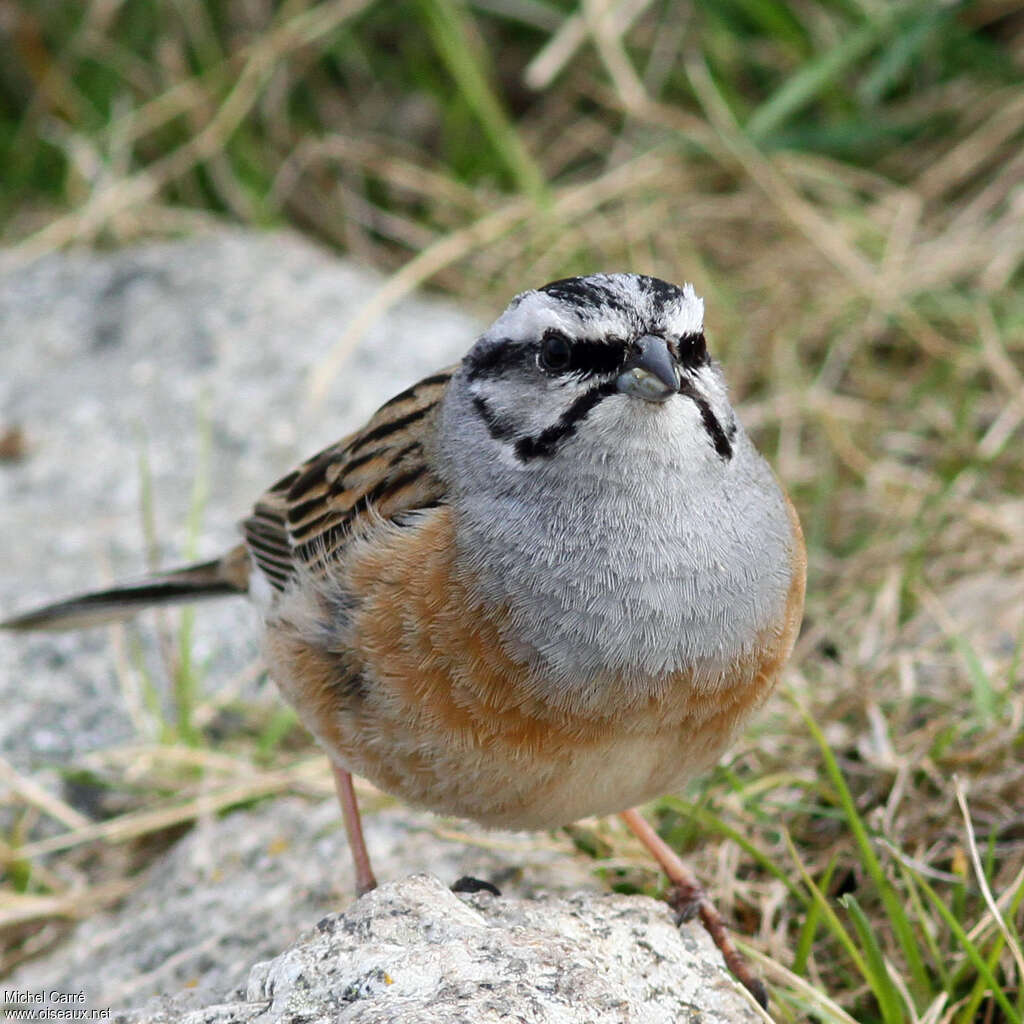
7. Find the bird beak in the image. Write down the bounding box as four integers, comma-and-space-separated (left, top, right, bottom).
616, 335, 679, 403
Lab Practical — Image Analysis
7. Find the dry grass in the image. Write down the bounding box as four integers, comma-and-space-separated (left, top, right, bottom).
1, 1, 1023, 1020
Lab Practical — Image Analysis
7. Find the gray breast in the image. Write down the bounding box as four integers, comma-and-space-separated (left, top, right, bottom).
446, 422, 795, 706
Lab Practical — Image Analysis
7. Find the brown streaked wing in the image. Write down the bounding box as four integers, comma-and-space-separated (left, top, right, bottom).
242, 368, 455, 590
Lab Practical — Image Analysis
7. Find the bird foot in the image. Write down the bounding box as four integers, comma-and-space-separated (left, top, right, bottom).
667, 881, 768, 1009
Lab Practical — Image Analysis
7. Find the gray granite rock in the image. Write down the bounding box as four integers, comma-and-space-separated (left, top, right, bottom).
0, 230, 477, 767
3, 787, 761, 1022
125, 875, 763, 1024
6, 795, 605, 1014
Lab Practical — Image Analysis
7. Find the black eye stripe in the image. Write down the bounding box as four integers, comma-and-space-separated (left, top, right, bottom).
560, 338, 627, 377
472, 364, 733, 461
676, 331, 709, 369
464, 337, 521, 381
466, 331, 706, 383
466, 336, 627, 381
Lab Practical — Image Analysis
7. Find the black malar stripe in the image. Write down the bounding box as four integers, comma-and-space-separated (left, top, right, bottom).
515, 380, 618, 461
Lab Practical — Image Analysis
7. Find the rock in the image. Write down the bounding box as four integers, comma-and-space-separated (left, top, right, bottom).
0, 229, 477, 767
6, 794, 603, 1012
129, 875, 763, 1024
5, 793, 762, 1022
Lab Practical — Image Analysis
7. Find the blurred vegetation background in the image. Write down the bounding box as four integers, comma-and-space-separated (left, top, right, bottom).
1, 2, 1023, 1021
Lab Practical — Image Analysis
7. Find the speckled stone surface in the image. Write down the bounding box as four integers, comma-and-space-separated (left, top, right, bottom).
0, 229, 477, 769
123, 875, 764, 1024
6, 794, 607, 1014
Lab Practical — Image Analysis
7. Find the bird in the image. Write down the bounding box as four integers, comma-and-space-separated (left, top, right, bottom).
2, 273, 805, 1006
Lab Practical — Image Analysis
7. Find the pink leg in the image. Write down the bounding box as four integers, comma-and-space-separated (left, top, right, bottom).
619, 808, 767, 1008
332, 765, 378, 896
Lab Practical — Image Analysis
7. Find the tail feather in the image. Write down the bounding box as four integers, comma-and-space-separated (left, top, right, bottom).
1, 548, 250, 632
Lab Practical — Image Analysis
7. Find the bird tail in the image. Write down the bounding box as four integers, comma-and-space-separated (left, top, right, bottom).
0, 546, 250, 632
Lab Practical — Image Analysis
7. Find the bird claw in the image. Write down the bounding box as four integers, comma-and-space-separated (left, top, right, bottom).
666, 880, 704, 924
666, 882, 768, 1009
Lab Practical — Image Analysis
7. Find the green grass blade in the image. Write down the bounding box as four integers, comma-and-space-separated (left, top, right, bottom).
949, 632, 999, 723
911, 868, 1022, 1024
839, 893, 906, 1024
137, 437, 160, 574
783, 830, 872, 982
127, 623, 171, 743
257, 705, 301, 761
956, 863, 1024, 1024
893, 857, 951, 990
796, 696, 932, 1002
133, 437, 172, 741
1015, 889, 1024, 1019
658, 794, 808, 905
175, 607, 199, 746
723, 0, 810, 53
746, 7, 898, 141
793, 855, 838, 976
415, 0, 548, 202
857, 5, 945, 105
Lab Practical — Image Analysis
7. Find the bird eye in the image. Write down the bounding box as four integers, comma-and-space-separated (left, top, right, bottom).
538, 331, 573, 372
677, 331, 708, 366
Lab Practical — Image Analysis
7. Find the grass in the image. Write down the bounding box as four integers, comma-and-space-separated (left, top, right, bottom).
1, 0, 1023, 1019
126, 400, 213, 747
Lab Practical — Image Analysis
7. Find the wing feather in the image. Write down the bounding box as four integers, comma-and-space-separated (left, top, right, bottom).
242, 368, 454, 591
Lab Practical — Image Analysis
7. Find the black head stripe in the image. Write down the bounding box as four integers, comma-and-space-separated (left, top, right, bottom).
639, 275, 688, 306
539, 277, 632, 314
540, 274, 689, 312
